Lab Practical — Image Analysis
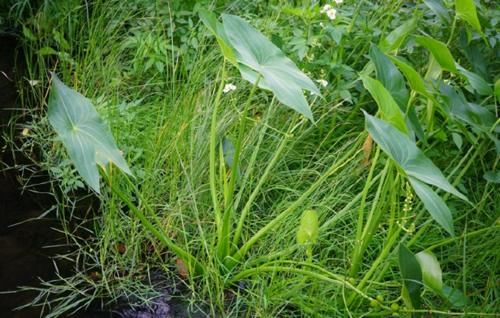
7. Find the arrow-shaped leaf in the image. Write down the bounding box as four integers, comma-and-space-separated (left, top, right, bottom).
363, 112, 467, 203
221, 14, 319, 121
198, 9, 237, 65
409, 177, 455, 236
455, 0, 482, 33
48, 73, 132, 193
399, 244, 423, 310
415, 36, 457, 73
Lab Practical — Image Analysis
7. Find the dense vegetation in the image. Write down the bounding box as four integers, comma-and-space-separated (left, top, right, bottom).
1, 0, 499, 316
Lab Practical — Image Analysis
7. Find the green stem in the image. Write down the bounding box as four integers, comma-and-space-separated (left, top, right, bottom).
231, 132, 290, 253
350, 148, 384, 277
218, 76, 261, 260
446, 14, 457, 46
229, 144, 362, 268
228, 263, 377, 305
106, 174, 204, 275
426, 225, 499, 251
233, 98, 277, 210
210, 60, 227, 242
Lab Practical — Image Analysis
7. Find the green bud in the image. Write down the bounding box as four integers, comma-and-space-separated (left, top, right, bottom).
390, 303, 399, 312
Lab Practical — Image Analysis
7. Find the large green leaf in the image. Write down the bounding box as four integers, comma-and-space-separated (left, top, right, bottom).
409, 177, 455, 236
415, 36, 457, 73
363, 112, 468, 202
198, 9, 236, 65
379, 17, 418, 52
296, 209, 319, 245
399, 244, 422, 310
415, 250, 443, 294
439, 82, 496, 131
389, 56, 428, 97
424, 0, 451, 24
221, 14, 319, 121
369, 45, 424, 140
369, 44, 409, 107
456, 64, 492, 96
442, 285, 467, 308
455, 0, 482, 33
48, 73, 132, 193
361, 75, 407, 134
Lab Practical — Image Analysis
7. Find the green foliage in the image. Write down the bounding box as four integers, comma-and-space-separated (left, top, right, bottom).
364, 113, 467, 201
415, 36, 457, 72
408, 177, 455, 236
379, 17, 418, 52
399, 244, 422, 310
48, 73, 132, 193
369, 44, 408, 108
415, 250, 443, 294
221, 14, 320, 120
364, 112, 468, 234
424, 0, 451, 24
7, 0, 499, 316
198, 8, 236, 65
389, 56, 428, 97
455, 0, 482, 33
361, 76, 407, 134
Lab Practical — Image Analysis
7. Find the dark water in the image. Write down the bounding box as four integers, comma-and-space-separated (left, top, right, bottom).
0, 34, 47, 318
0, 34, 112, 318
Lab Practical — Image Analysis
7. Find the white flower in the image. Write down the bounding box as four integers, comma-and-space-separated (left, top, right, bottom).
27, 79, 41, 86
223, 83, 237, 93
334, 0, 343, 4
320, 4, 332, 13
326, 8, 337, 20
316, 79, 328, 87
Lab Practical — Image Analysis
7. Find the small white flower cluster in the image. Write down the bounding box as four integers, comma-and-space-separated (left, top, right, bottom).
223, 83, 237, 93
320, 1, 343, 21
316, 79, 328, 87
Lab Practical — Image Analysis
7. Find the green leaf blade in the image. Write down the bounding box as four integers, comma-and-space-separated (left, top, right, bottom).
198, 9, 237, 65
379, 17, 418, 53
389, 56, 428, 97
456, 64, 492, 96
361, 76, 407, 134
415, 36, 457, 73
221, 14, 319, 121
455, 0, 482, 33
48, 73, 132, 193
409, 177, 454, 235
363, 112, 468, 203
415, 250, 443, 293
369, 44, 409, 107
399, 244, 423, 309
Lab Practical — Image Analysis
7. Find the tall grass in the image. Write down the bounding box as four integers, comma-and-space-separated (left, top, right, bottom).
4, 0, 499, 316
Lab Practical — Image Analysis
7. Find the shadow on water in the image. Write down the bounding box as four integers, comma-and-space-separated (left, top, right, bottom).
0, 34, 112, 318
